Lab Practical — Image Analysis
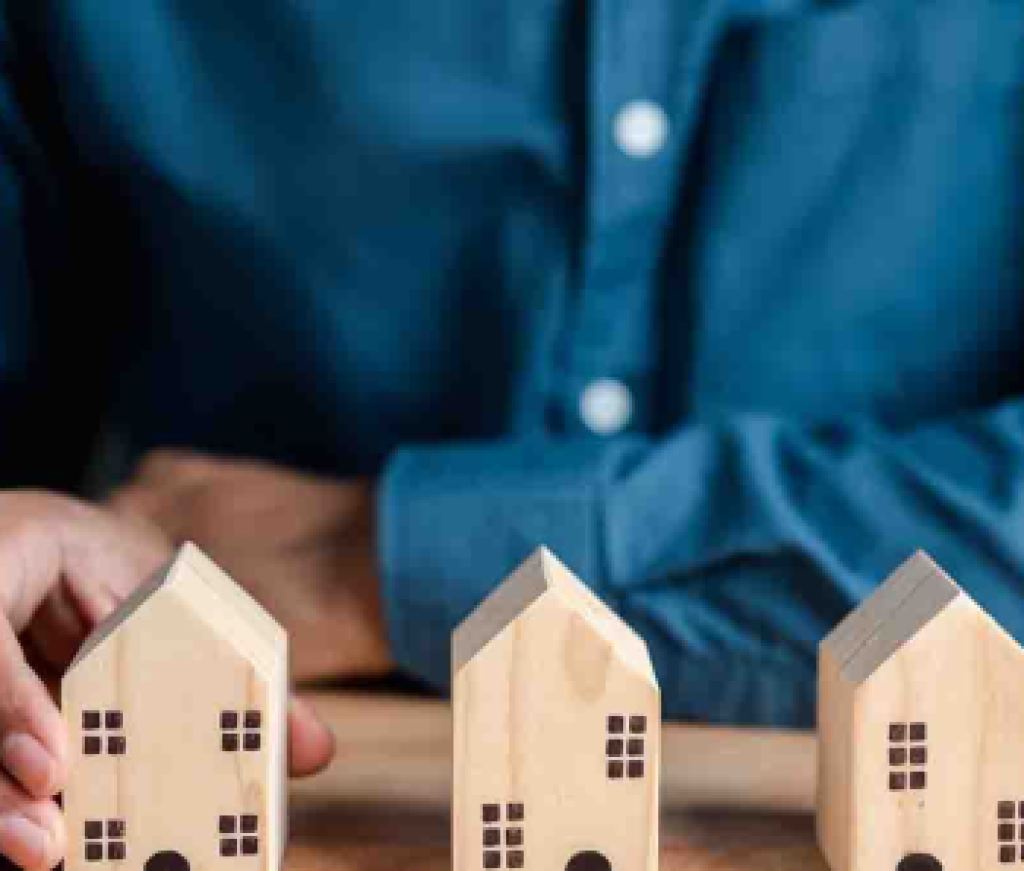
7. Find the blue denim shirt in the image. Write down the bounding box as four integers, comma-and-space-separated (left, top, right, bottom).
3, 1, 1024, 725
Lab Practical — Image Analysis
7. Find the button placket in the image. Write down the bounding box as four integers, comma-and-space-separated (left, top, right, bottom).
568, 0, 685, 431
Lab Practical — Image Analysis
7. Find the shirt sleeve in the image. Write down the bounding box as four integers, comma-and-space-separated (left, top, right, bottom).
379, 398, 1024, 726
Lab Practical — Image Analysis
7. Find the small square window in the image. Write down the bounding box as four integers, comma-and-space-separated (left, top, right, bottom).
888, 748, 906, 766
222, 733, 239, 752
482, 804, 500, 824
240, 815, 258, 834
506, 828, 523, 847
221, 839, 238, 857
507, 851, 524, 869
629, 716, 646, 734
607, 716, 624, 734
241, 837, 258, 855
1019, 824, 1024, 840
243, 733, 260, 751
909, 771, 926, 790
244, 711, 261, 729
506, 804, 524, 822
628, 760, 644, 778
483, 850, 501, 869
999, 824, 1015, 842
1018, 801, 1024, 819
999, 802, 1016, 819
483, 829, 500, 847
219, 816, 236, 834
889, 723, 907, 742
909, 723, 926, 741
627, 739, 644, 756
221, 711, 238, 730
909, 747, 926, 765
82, 712, 128, 756
606, 739, 623, 757
1001, 846, 1016, 864
889, 772, 906, 791
86, 817, 128, 862
607, 760, 623, 779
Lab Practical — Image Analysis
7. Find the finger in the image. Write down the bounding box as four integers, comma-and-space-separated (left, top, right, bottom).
287, 696, 335, 778
0, 814, 54, 871
0, 770, 63, 870
0, 618, 66, 800
0, 734, 56, 805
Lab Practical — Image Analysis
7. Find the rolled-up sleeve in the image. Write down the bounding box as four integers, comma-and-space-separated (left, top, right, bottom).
379, 398, 1024, 726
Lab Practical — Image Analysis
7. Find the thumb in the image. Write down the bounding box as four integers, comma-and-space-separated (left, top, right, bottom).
287, 696, 335, 778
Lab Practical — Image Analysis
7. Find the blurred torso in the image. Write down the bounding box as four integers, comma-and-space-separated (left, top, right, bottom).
10, 0, 1024, 478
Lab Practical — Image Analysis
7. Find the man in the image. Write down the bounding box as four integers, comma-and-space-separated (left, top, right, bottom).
2, 1, 1023, 867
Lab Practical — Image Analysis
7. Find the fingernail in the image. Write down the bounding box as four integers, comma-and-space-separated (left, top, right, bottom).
1, 733, 55, 798
0, 813, 50, 870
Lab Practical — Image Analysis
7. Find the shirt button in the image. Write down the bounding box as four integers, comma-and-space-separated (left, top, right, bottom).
614, 100, 669, 159
579, 379, 634, 435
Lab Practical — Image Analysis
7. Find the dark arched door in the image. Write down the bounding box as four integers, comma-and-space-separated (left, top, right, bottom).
566, 851, 611, 871
145, 851, 190, 871
897, 853, 942, 871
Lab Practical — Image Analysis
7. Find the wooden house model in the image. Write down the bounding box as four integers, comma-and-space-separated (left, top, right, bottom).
818, 551, 1024, 871
62, 543, 288, 871
452, 547, 659, 871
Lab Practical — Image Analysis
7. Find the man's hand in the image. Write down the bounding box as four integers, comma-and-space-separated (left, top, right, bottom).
109, 450, 393, 681
0, 490, 336, 870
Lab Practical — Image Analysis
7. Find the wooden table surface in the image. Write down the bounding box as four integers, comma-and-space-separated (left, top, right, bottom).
288, 693, 828, 871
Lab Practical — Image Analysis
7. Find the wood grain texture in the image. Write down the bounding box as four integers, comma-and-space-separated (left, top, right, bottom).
63, 544, 288, 871
289, 692, 824, 871
818, 552, 1024, 871
452, 549, 659, 871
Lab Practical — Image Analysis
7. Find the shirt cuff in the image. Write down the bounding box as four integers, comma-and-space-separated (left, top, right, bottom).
378, 438, 623, 690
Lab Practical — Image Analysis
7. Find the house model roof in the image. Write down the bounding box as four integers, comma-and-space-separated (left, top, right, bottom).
452, 546, 655, 682
820, 550, 988, 684
68, 542, 286, 676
